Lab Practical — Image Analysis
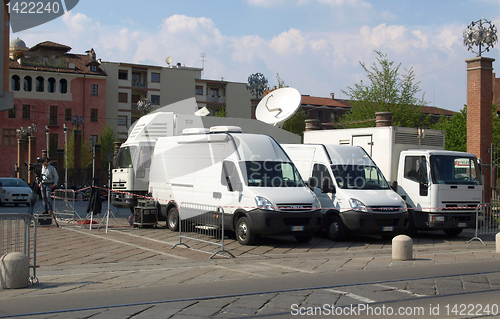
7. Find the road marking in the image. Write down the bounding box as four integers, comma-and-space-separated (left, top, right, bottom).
324, 289, 376, 303
374, 283, 427, 297
260, 262, 316, 274
64, 227, 188, 259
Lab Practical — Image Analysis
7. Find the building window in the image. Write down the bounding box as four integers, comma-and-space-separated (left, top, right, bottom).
48, 77, 56, 93
90, 65, 97, 72
118, 92, 128, 103
195, 86, 203, 95
2, 129, 16, 146
90, 84, 98, 96
11, 75, 20, 91
22, 105, 30, 119
151, 95, 160, 105
8, 106, 15, 119
118, 70, 128, 80
90, 108, 98, 122
24, 76, 32, 92
89, 135, 98, 147
36, 76, 44, 92
59, 79, 67, 94
118, 115, 127, 126
49, 105, 58, 125
65, 108, 72, 121
151, 72, 160, 83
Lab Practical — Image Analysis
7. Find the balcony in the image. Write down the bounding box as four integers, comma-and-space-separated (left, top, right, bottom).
196, 95, 226, 104
132, 81, 148, 88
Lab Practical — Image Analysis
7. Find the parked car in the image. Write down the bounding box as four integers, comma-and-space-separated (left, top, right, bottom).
0, 177, 33, 207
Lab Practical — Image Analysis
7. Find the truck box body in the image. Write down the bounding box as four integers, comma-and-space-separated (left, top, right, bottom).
148, 128, 322, 244
303, 127, 482, 235
282, 144, 408, 240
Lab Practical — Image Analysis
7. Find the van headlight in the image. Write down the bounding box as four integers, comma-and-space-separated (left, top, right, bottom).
255, 196, 275, 211
349, 198, 367, 212
312, 194, 321, 210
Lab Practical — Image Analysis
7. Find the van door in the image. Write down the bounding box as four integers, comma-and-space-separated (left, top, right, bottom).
311, 163, 335, 209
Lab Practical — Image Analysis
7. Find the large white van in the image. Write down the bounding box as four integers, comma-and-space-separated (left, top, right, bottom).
282, 144, 408, 241
148, 127, 322, 245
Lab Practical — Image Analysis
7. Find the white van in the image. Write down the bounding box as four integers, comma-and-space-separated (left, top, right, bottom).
148, 127, 322, 245
282, 144, 408, 241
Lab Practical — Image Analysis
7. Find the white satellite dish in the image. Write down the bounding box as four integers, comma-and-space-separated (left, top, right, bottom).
255, 87, 301, 127
165, 56, 173, 66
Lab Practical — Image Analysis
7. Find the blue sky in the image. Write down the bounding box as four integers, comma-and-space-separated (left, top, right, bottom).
10, 0, 500, 112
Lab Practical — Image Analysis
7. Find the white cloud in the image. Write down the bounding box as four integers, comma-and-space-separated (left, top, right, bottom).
61, 12, 96, 33
270, 29, 307, 55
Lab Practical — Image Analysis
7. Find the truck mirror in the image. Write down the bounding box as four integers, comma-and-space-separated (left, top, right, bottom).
391, 181, 398, 191
308, 177, 318, 189
321, 177, 335, 194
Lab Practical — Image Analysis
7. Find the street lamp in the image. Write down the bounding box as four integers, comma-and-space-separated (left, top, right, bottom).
463, 19, 498, 56
45, 126, 49, 159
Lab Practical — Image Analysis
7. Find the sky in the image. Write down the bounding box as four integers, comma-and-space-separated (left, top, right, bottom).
9, 0, 500, 112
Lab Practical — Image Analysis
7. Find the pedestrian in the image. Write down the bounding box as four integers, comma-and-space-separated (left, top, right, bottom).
40, 158, 59, 227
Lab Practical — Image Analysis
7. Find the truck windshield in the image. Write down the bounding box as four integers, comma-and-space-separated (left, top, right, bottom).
331, 165, 390, 190
430, 155, 482, 185
115, 146, 136, 169
242, 161, 305, 187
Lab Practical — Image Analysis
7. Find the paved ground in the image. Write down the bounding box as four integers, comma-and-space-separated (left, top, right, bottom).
1, 205, 500, 318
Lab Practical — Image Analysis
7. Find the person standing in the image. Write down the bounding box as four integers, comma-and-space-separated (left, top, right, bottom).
40, 158, 59, 227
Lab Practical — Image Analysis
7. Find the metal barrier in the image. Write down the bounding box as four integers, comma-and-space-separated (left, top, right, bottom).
0, 214, 38, 285
172, 202, 234, 258
469, 203, 500, 245
53, 189, 79, 223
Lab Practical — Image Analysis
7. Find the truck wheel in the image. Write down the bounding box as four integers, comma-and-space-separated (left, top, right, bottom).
444, 228, 462, 236
236, 217, 255, 245
167, 207, 179, 231
295, 234, 313, 243
327, 215, 347, 241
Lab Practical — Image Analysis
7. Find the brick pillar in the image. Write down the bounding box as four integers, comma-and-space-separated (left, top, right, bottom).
466, 57, 495, 203
74, 129, 82, 187
28, 136, 36, 184
17, 139, 26, 180
376, 112, 393, 127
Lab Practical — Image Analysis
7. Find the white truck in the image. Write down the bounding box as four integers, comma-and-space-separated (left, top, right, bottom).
148, 126, 322, 245
304, 126, 483, 236
111, 100, 300, 211
282, 144, 408, 241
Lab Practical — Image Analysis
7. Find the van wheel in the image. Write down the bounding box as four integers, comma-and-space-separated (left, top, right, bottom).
236, 217, 255, 245
327, 215, 347, 241
167, 207, 179, 231
444, 228, 462, 236
295, 234, 313, 243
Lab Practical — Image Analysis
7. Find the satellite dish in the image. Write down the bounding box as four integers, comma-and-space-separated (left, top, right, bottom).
255, 87, 301, 127
165, 56, 173, 66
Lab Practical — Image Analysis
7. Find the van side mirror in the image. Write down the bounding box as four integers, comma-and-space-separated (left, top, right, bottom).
391, 181, 398, 191
321, 177, 335, 194
308, 177, 317, 189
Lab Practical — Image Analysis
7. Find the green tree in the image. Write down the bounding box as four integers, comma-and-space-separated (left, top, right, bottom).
66, 129, 92, 170
431, 106, 467, 152
99, 125, 119, 169
214, 106, 227, 117
246, 72, 268, 99
341, 51, 429, 128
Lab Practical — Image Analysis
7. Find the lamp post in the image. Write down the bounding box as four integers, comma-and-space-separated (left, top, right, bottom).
16, 127, 27, 179
45, 125, 49, 159
63, 124, 68, 191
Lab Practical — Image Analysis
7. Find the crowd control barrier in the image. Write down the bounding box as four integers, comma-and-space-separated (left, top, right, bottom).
172, 202, 234, 258
53, 189, 79, 224
469, 203, 500, 245
0, 213, 38, 285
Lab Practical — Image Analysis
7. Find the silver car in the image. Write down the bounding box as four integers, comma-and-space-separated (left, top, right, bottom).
0, 177, 33, 207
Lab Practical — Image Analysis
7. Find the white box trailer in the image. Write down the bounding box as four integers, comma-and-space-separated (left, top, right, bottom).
148, 126, 322, 245
304, 127, 483, 236
282, 144, 408, 240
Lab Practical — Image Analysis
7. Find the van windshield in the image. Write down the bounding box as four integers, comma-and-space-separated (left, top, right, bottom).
430, 155, 482, 185
332, 165, 390, 190
242, 161, 305, 187
115, 146, 136, 169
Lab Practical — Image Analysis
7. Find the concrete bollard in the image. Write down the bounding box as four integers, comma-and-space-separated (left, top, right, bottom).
0, 252, 30, 289
496, 233, 500, 254
392, 235, 413, 261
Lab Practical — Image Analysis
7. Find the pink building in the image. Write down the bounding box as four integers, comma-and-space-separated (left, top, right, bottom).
1, 40, 106, 184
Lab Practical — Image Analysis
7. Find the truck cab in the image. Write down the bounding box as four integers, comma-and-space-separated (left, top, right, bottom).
397, 150, 482, 235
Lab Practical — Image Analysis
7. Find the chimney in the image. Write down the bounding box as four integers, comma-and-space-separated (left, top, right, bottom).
375, 112, 392, 127
330, 93, 335, 99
